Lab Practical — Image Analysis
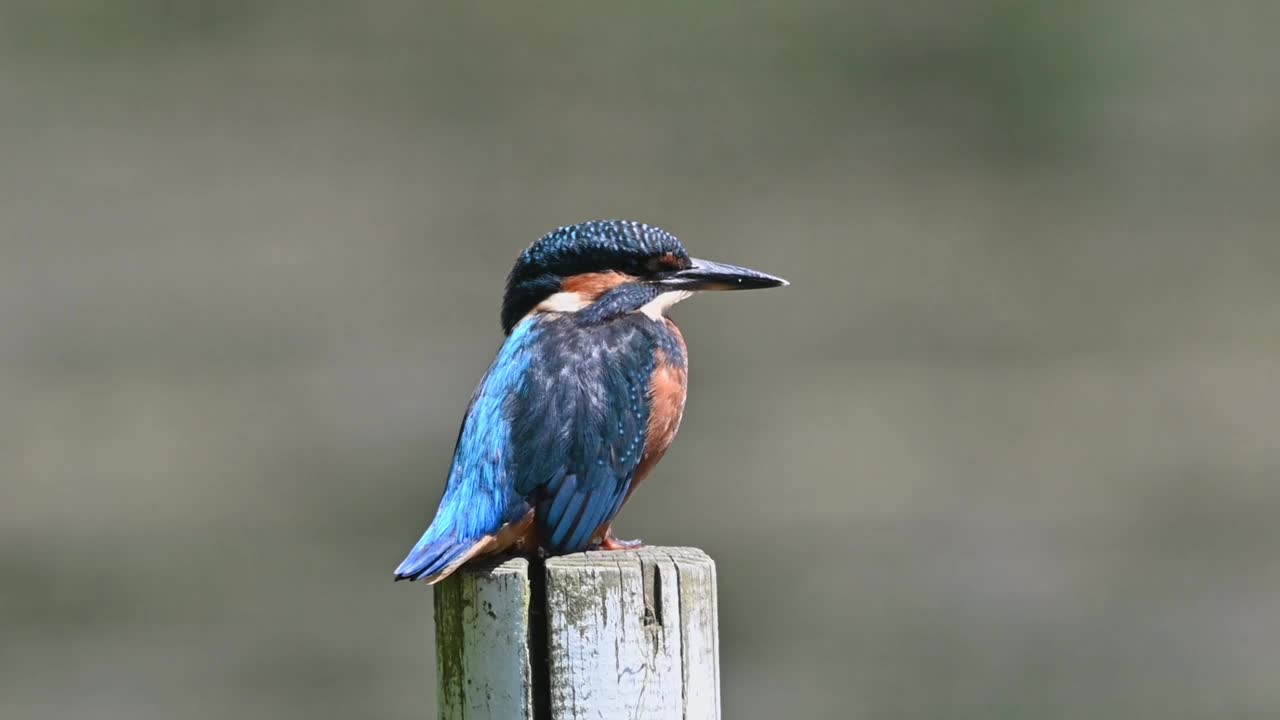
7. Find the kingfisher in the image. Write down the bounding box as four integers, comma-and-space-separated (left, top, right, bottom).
394, 220, 787, 584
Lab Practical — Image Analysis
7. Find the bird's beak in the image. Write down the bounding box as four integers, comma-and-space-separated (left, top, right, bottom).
658, 257, 789, 292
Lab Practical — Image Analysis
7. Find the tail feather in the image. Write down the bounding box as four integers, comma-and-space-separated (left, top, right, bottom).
394, 509, 535, 584
393, 534, 477, 583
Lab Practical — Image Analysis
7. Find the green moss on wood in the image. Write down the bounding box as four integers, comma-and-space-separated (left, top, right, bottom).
434, 574, 472, 715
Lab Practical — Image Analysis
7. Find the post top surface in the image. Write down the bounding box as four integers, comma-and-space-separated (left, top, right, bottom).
452, 554, 530, 577
545, 546, 711, 568
449, 547, 713, 580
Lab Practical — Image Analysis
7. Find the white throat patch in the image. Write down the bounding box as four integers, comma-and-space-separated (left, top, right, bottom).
639, 290, 693, 320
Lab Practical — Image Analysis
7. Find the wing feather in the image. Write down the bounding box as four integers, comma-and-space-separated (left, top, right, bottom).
511, 316, 656, 553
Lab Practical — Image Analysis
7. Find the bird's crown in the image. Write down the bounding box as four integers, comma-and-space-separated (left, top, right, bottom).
501, 220, 691, 333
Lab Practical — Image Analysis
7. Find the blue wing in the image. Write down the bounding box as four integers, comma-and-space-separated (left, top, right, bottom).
394, 314, 657, 581
509, 316, 655, 553
393, 319, 540, 582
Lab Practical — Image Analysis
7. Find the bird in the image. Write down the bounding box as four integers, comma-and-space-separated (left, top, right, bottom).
394, 220, 787, 584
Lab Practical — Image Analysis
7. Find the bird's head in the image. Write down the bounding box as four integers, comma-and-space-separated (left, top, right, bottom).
501, 220, 788, 334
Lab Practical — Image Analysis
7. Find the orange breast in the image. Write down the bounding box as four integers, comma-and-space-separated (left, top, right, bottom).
632, 320, 688, 493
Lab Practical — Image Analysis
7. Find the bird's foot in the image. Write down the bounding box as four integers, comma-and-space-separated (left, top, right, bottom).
595, 533, 644, 551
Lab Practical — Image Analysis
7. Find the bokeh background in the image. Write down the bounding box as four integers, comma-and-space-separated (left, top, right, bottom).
3, 2, 1278, 718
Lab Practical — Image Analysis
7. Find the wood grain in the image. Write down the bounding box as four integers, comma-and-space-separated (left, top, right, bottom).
545, 547, 720, 719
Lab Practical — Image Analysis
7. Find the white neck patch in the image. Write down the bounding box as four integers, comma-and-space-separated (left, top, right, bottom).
534, 292, 589, 314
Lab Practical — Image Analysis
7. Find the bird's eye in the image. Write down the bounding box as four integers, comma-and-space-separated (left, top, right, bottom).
642, 253, 684, 275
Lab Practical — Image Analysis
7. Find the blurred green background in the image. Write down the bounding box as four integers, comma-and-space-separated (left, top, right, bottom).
3, 2, 1278, 718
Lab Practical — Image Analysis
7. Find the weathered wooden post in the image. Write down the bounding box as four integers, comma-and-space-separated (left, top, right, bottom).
432, 547, 721, 720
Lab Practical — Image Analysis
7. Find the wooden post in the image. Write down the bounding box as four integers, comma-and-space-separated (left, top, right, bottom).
433, 547, 721, 720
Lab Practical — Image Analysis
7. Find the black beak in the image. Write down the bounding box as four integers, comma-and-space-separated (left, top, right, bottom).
658, 257, 789, 291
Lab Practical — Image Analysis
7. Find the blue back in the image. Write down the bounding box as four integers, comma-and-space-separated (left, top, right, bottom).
393, 319, 539, 579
